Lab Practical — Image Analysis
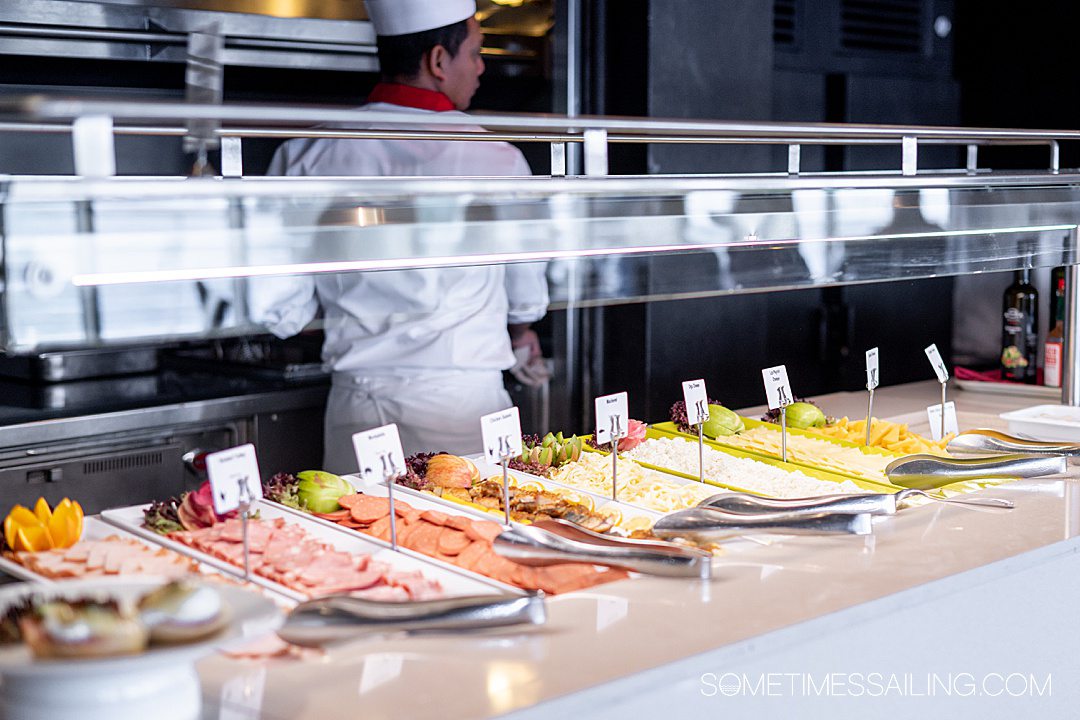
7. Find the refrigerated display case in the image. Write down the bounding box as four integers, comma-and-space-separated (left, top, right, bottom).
1, 98, 1080, 718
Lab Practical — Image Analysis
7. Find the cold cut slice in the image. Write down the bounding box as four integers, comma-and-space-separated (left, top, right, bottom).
435, 527, 470, 556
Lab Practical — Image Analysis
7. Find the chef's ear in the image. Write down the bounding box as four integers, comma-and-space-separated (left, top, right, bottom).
426, 44, 450, 82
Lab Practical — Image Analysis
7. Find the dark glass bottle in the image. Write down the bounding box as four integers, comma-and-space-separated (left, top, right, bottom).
1001, 267, 1039, 383
1050, 266, 1066, 334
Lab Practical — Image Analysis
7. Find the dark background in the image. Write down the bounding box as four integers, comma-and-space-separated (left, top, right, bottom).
2, 0, 1079, 423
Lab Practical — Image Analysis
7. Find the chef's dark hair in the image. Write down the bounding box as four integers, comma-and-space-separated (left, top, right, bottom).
376, 19, 470, 80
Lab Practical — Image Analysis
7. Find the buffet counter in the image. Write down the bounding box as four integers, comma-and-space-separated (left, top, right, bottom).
193, 381, 1080, 719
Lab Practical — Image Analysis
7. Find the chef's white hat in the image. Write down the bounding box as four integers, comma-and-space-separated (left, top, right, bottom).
365, 0, 477, 37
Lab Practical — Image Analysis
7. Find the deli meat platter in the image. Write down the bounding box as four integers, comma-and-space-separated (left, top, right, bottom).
0, 517, 206, 585
268, 478, 521, 593
100, 501, 503, 603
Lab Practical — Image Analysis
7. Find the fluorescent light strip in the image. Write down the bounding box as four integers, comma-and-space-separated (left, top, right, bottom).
71, 242, 727, 286
69, 224, 1076, 287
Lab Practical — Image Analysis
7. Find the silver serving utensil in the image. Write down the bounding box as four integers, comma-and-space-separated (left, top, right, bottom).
948, 428, 1080, 457
493, 518, 712, 579
651, 506, 873, 542
700, 491, 898, 516
699, 489, 1013, 514
885, 453, 1067, 490
893, 487, 1014, 509
277, 593, 545, 648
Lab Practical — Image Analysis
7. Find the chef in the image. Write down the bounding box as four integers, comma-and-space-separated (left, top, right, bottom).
259, 0, 548, 470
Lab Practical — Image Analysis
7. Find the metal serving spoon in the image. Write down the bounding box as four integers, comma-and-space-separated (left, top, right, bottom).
699, 490, 1013, 515
651, 506, 873, 542
885, 453, 1067, 490
278, 594, 546, 648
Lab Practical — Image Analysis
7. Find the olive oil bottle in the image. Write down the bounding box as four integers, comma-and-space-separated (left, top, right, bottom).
1001, 265, 1039, 383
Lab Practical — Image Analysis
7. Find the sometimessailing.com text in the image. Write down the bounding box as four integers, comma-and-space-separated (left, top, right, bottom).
700, 672, 1052, 699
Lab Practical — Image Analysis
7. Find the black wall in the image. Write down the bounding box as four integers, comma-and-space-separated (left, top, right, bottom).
588, 0, 960, 420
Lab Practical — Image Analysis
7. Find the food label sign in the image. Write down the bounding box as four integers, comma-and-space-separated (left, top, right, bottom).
926, 402, 960, 441
595, 392, 629, 444
866, 347, 880, 390
207, 444, 263, 515
481, 407, 523, 463
682, 379, 710, 427
762, 365, 793, 410
924, 343, 949, 383
353, 424, 406, 481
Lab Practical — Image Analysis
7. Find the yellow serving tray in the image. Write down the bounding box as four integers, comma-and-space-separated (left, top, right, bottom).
586, 427, 900, 497
651, 420, 1016, 496
650, 420, 902, 489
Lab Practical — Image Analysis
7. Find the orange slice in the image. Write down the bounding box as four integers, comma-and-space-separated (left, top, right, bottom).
3, 515, 17, 549
15, 524, 53, 553
47, 506, 73, 549
33, 497, 52, 525
7, 505, 38, 529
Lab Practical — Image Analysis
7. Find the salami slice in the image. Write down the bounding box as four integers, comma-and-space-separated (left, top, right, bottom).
464, 520, 504, 544
350, 496, 391, 525
420, 509, 450, 526
435, 527, 470, 556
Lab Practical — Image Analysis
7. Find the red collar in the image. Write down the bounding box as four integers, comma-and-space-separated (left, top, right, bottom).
367, 82, 456, 112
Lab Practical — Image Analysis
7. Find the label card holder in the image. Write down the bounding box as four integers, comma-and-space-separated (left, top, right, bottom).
206, 444, 262, 579
595, 391, 629, 501
207, 444, 263, 516
352, 424, 407, 550
864, 347, 880, 446
761, 365, 793, 462
681, 379, 709, 483
681, 379, 710, 427
480, 408, 523, 527
481, 407, 523, 464
927, 402, 960, 441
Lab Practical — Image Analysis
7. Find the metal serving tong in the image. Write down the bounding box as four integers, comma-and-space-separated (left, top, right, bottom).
650, 506, 873, 542
493, 518, 713, 579
884, 453, 1067, 490
948, 428, 1080, 458
699, 489, 1013, 515
277, 593, 546, 648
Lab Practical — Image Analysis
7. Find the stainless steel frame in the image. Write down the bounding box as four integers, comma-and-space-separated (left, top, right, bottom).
1, 95, 1079, 406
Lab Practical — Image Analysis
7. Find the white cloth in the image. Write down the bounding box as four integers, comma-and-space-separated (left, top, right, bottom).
365, 0, 475, 36
260, 102, 549, 463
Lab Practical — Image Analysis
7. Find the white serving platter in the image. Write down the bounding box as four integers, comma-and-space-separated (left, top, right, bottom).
955, 378, 1061, 399
999, 404, 1080, 442
267, 481, 521, 594
0, 517, 137, 584
100, 501, 500, 603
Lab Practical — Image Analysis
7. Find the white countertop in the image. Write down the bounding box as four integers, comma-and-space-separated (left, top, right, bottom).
191, 380, 1080, 719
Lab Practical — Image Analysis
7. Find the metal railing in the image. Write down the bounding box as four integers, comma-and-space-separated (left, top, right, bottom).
0, 94, 1074, 178
1, 95, 1080, 405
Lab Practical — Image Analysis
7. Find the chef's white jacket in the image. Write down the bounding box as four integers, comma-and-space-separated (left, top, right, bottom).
258, 102, 549, 464
261, 102, 548, 373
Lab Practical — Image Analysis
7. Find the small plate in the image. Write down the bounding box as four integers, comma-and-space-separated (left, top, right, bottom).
0, 576, 279, 678
0, 577, 280, 720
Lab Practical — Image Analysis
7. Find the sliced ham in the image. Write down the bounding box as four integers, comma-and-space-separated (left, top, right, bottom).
166, 516, 444, 601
